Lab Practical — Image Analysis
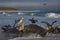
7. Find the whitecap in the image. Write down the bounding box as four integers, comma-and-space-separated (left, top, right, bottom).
17, 12, 24, 15
7, 14, 11, 16
45, 13, 60, 18
30, 13, 34, 16
2, 12, 6, 15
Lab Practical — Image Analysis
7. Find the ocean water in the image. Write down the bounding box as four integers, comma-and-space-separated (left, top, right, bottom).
0, 12, 60, 40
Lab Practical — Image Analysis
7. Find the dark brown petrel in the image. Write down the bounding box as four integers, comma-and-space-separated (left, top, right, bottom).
29, 17, 37, 23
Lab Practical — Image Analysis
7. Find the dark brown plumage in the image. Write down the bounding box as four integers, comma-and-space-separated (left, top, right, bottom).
29, 18, 37, 23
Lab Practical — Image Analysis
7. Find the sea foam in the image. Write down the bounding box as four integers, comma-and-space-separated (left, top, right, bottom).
45, 13, 60, 18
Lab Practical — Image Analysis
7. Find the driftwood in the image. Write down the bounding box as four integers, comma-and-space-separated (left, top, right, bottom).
41, 20, 60, 34
2, 20, 60, 37
1, 24, 47, 37
24, 24, 47, 37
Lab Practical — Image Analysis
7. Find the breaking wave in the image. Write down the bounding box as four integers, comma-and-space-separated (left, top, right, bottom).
0, 12, 60, 18
17, 12, 24, 15
45, 13, 60, 18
